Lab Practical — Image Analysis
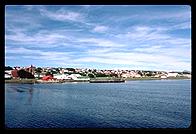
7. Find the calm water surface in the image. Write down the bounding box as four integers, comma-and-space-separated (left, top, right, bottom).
5, 79, 191, 128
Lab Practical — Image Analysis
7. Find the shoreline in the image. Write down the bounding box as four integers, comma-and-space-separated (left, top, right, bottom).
125, 77, 191, 81
5, 77, 191, 84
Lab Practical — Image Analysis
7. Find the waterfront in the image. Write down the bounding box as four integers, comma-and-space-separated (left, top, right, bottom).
5, 79, 191, 128
4, 77, 190, 84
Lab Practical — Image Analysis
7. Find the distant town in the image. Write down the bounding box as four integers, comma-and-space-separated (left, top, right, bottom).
5, 65, 191, 83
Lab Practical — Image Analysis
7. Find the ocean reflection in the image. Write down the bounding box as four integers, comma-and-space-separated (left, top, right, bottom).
27, 84, 33, 105
8, 84, 34, 105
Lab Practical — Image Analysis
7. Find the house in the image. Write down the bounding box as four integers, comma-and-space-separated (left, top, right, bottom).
161, 75, 167, 79
68, 74, 82, 80
42, 75, 53, 81
121, 73, 131, 78
5, 73, 12, 79
11, 69, 19, 78
34, 74, 45, 78
167, 72, 178, 77
53, 74, 71, 80
134, 74, 141, 78
154, 74, 160, 78
34, 74, 39, 78
5, 70, 12, 75
183, 74, 191, 78
68, 74, 90, 80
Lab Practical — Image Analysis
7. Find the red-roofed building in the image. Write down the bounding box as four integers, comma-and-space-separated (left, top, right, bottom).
11, 69, 19, 79
42, 75, 53, 81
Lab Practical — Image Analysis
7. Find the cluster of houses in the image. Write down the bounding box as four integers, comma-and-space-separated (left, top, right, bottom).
5, 65, 191, 81
5, 65, 35, 79
120, 70, 191, 79
5, 65, 90, 81
42, 74, 90, 81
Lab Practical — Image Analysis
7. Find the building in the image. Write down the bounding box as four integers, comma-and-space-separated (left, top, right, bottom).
134, 74, 141, 78
121, 73, 131, 78
154, 74, 160, 78
183, 74, 191, 78
27, 65, 35, 75
53, 74, 71, 80
11, 69, 19, 79
5, 70, 12, 75
34, 73, 44, 78
5, 73, 12, 79
161, 75, 167, 79
68, 74, 82, 80
42, 75, 53, 81
167, 72, 178, 77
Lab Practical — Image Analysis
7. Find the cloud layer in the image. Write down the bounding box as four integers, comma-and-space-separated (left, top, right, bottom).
5, 5, 191, 71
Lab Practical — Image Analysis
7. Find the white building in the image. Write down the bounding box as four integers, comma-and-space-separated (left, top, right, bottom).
134, 74, 141, 78
68, 74, 81, 80
34, 74, 39, 78
121, 73, 131, 78
154, 74, 160, 78
183, 74, 191, 78
5, 73, 12, 79
167, 72, 178, 77
68, 74, 90, 80
161, 75, 167, 79
53, 74, 71, 80
5, 70, 12, 75
34, 74, 44, 78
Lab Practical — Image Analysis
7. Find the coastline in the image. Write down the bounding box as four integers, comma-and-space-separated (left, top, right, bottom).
125, 77, 191, 81
5, 79, 37, 84
4, 79, 89, 84
5, 77, 191, 84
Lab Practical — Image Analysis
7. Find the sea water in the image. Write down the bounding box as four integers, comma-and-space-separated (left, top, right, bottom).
5, 79, 191, 128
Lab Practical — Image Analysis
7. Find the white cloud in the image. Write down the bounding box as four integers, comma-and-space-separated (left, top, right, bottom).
116, 25, 191, 47
78, 38, 125, 48
6, 47, 73, 61
108, 7, 190, 25
117, 26, 169, 41
6, 47, 41, 54
40, 8, 84, 22
72, 50, 191, 71
6, 29, 71, 48
133, 45, 163, 53
93, 25, 108, 32
86, 47, 114, 54
171, 21, 191, 30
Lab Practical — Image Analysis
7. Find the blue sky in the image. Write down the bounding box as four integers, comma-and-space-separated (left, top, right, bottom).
5, 5, 191, 71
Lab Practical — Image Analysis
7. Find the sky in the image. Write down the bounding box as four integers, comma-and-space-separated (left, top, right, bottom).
5, 5, 191, 71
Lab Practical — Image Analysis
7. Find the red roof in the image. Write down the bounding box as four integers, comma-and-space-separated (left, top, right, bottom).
11, 70, 18, 78
42, 75, 53, 80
